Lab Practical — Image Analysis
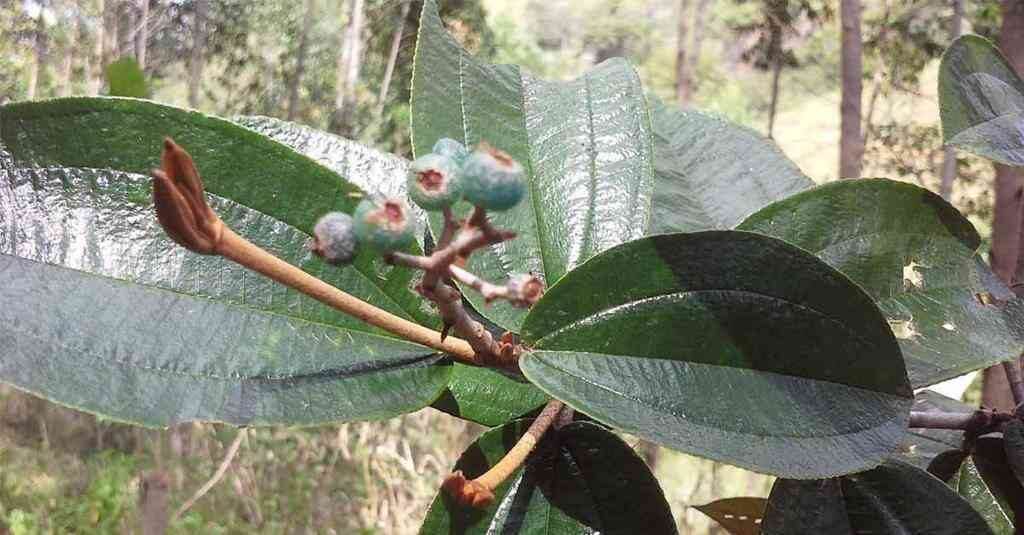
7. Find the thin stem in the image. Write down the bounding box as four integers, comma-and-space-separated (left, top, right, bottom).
174, 429, 246, 520
448, 264, 510, 303
443, 400, 564, 507
908, 409, 1011, 432
216, 227, 478, 363
1002, 358, 1024, 412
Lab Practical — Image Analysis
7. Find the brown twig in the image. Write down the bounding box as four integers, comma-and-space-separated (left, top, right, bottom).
908, 409, 1012, 435
174, 429, 246, 520
151, 138, 481, 366
443, 400, 564, 508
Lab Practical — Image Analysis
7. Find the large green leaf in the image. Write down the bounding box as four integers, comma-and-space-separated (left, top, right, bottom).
519, 231, 913, 478
1005, 419, 1024, 488
648, 97, 813, 234
0, 162, 451, 427
411, 0, 655, 332
235, 114, 549, 426
738, 179, 1024, 387
939, 34, 1024, 166
0, 97, 435, 328
950, 457, 1015, 534
419, 420, 676, 535
763, 460, 994, 535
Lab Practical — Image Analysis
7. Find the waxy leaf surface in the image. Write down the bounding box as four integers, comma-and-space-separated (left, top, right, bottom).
739, 179, 1024, 387
419, 420, 676, 535
648, 97, 812, 234
0, 162, 450, 426
763, 460, 993, 535
236, 114, 548, 426
520, 231, 912, 478
411, 0, 655, 332
939, 34, 1024, 166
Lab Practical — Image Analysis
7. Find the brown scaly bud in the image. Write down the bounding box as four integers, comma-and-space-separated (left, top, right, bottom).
152, 138, 223, 254
507, 273, 545, 308
442, 471, 495, 508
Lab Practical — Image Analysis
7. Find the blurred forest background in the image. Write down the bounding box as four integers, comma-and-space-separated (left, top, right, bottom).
0, 0, 1018, 533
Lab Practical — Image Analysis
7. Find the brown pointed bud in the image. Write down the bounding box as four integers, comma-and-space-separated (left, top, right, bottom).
152, 138, 223, 254
442, 471, 495, 508
507, 273, 544, 308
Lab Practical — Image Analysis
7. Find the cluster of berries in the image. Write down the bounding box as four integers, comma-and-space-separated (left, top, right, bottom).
310, 139, 525, 266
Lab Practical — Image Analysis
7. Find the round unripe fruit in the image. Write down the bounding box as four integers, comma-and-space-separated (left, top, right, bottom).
407, 153, 463, 210
311, 212, 359, 265
461, 144, 525, 211
432, 138, 470, 165
353, 197, 415, 253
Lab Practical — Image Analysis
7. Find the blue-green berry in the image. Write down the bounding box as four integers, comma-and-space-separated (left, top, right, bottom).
461, 144, 525, 211
432, 138, 470, 165
311, 212, 359, 265
353, 198, 415, 253
408, 153, 463, 210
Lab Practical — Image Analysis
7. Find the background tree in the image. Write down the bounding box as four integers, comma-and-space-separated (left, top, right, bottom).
839, 0, 862, 178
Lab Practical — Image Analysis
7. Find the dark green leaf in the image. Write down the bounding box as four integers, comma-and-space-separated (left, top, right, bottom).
520, 231, 912, 478
762, 479, 852, 535
648, 96, 813, 234
105, 57, 147, 98
419, 420, 676, 535
1005, 419, 1024, 488
0, 97, 436, 328
738, 179, 1024, 387
0, 163, 451, 427
694, 497, 767, 535
939, 34, 1024, 166
235, 114, 549, 426
949, 457, 1015, 534
411, 0, 655, 332
764, 461, 994, 535
971, 437, 1024, 527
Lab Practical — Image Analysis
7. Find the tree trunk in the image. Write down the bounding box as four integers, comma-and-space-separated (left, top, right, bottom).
61, 10, 79, 97
28, 13, 46, 100
375, 0, 411, 118
287, 0, 316, 121
136, 0, 149, 70
333, 1, 349, 130
333, 0, 365, 133
188, 0, 206, 108
686, 0, 712, 96
983, 0, 1024, 411
939, 0, 964, 200
839, 0, 863, 179
675, 0, 691, 105
91, 0, 106, 94
766, 50, 782, 139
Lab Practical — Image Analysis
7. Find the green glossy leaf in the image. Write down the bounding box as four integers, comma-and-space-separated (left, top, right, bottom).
738, 178, 1024, 387
950, 457, 1015, 534
939, 34, 1024, 166
764, 460, 994, 535
648, 96, 813, 234
411, 0, 655, 332
0, 97, 436, 328
0, 163, 451, 427
895, 390, 970, 474
419, 420, 676, 535
970, 437, 1024, 527
520, 231, 913, 478
694, 497, 767, 535
235, 114, 549, 426
1005, 419, 1024, 488
105, 57, 147, 98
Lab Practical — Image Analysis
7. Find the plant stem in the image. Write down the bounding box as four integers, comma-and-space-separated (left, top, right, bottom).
443, 400, 564, 507
174, 429, 246, 519
215, 226, 478, 363
908, 409, 1011, 432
